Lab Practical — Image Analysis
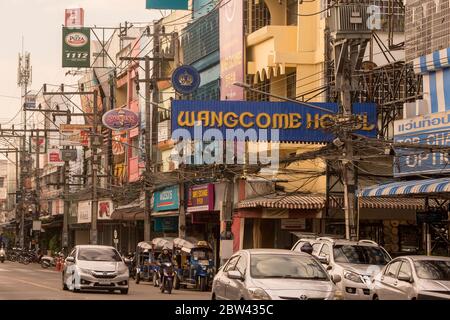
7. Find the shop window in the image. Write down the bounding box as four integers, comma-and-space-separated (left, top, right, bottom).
398, 225, 420, 254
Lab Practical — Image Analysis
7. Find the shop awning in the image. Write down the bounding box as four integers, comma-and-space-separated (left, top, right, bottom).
238, 194, 326, 210
111, 199, 144, 221
358, 178, 450, 198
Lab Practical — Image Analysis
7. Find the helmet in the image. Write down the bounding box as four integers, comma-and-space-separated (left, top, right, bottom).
300, 242, 313, 255
163, 248, 169, 254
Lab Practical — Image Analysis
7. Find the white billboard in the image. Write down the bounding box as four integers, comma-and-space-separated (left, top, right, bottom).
77, 200, 92, 224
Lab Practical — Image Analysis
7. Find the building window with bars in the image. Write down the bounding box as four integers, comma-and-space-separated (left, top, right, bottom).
287, 0, 298, 26
244, 0, 272, 34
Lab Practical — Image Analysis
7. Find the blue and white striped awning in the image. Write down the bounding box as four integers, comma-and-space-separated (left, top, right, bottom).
358, 178, 450, 198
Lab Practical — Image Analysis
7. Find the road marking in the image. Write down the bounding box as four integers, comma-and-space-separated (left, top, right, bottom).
11, 278, 61, 293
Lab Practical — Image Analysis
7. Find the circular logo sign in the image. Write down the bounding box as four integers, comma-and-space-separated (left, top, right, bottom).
225, 0, 237, 22
102, 108, 140, 131
65, 32, 88, 47
171, 65, 201, 95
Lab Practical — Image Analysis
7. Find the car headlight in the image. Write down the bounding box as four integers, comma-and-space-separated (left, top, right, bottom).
333, 290, 344, 300
343, 270, 363, 283
248, 288, 271, 300
118, 265, 129, 274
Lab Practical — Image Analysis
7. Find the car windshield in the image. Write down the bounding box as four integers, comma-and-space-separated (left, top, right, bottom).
250, 254, 329, 280
77, 248, 122, 262
414, 260, 450, 280
333, 245, 390, 265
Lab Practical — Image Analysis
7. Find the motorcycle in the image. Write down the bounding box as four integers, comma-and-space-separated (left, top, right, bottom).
123, 253, 136, 280
160, 262, 175, 294
0, 248, 6, 263
41, 252, 63, 269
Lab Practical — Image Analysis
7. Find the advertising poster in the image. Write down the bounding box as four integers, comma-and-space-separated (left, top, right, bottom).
62, 27, 90, 68
220, 0, 244, 100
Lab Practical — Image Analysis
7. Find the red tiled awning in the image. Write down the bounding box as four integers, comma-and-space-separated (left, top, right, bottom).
238, 194, 326, 210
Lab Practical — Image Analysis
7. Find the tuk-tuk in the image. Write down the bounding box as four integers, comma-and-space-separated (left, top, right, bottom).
172, 238, 215, 292
134, 241, 153, 284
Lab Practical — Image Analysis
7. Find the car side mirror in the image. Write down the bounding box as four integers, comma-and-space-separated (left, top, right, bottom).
398, 274, 413, 283
66, 257, 75, 263
227, 270, 244, 281
124, 258, 131, 264
331, 274, 342, 284
317, 255, 330, 265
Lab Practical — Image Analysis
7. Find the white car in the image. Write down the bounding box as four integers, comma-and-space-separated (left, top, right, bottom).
211, 249, 343, 300
62, 245, 129, 294
293, 237, 392, 300
371, 256, 450, 300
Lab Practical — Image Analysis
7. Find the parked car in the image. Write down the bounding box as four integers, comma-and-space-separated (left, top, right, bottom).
62, 245, 129, 294
371, 255, 450, 300
211, 249, 343, 300
293, 237, 391, 300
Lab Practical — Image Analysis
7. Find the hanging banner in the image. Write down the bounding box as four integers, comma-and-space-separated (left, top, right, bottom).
77, 201, 92, 224
220, 0, 244, 100
98, 199, 113, 220
59, 124, 91, 146
62, 27, 90, 68
48, 149, 65, 166
146, 0, 188, 10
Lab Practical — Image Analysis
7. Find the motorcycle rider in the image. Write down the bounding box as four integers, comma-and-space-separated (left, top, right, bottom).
157, 247, 172, 284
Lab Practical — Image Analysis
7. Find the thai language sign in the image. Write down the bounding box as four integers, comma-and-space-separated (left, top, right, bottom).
171, 101, 377, 143
394, 110, 450, 177
60, 124, 91, 147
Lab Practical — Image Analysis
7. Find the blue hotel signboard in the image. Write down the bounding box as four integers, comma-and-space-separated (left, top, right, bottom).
394, 110, 450, 177
153, 185, 179, 212
171, 101, 377, 143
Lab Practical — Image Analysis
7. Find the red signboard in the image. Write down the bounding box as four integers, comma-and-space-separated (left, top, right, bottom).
187, 184, 215, 213
220, 0, 244, 101
65, 8, 85, 28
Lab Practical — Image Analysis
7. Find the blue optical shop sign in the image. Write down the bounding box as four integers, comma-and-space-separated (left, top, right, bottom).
154, 185, 180, 212
171, 100, 377, 143
172, 65, 201, 95
394, 110, 450, 177
146, 0, 188, 10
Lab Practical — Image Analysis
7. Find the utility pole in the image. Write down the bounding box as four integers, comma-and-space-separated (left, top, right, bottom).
43, 86, 98, 245
144, 54, 152, 242
91, 90, 99, 245
330, 3, 370, 241
34, 130, 41, 249
17, 50, 32, 248
62, 114, 71, 251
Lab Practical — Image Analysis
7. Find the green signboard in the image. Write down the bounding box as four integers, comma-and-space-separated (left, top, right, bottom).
146, 0, 188, 10
62, 27, 90, 68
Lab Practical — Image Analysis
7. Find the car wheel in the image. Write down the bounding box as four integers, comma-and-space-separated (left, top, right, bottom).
120, 288, 129, 295
199, 277, 207, 292
211, 293, 216, 300
373, 294, 379, 300
62, 274, 68, 291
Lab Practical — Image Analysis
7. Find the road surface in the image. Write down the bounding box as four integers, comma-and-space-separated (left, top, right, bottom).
0, 261, 211, 300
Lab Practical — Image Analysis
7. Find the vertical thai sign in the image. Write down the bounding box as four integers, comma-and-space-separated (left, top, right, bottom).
65, 8, 85, 28
220, 0, 244, 101
62, 27, 90, 68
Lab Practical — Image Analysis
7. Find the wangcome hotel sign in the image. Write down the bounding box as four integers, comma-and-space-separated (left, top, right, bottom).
171, 101, 376, 143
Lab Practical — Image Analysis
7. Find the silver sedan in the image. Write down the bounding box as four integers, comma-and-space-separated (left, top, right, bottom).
212, 249, 343, 300
371, 255, 450, 300
62, 245, 129, 294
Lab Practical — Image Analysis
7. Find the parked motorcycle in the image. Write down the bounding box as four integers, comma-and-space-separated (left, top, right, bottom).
0, 247, 6, 263
41, 252, 64, 269
160, 262, 175, 294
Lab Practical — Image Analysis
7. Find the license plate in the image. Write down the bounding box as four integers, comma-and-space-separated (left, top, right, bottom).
99, 280, 111, 285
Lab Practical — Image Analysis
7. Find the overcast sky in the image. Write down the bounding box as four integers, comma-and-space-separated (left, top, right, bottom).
0, 0, 161, 123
